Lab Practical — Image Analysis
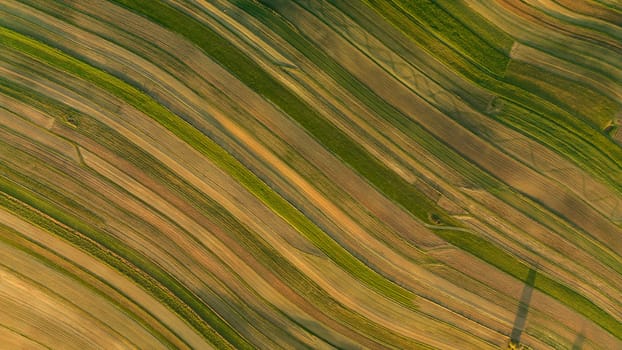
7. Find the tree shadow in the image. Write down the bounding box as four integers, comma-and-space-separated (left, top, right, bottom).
510, 268, 537, 343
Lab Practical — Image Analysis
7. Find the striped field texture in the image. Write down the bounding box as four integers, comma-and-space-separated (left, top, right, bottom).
1, 0, 621, 349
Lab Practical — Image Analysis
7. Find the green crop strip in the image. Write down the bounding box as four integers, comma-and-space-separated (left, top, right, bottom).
387, 0, 510, 76
433, 0, 515, 53
0, 26, 418, 309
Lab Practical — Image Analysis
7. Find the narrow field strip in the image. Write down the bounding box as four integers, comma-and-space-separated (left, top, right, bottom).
0, 146, 245, 348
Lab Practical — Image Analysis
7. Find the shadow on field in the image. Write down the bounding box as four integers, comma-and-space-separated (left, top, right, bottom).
510, 268, 537, 343
572, 333, 585, 350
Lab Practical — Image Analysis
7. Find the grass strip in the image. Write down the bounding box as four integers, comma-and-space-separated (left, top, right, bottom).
433, 0, 514, 52
387, 0, 510, 75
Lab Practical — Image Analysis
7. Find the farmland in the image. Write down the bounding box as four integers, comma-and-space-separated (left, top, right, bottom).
1, 0, 621, 349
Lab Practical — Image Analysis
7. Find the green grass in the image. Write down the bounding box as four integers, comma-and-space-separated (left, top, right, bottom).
433, 0, 515, 52
360, 0, 509, 78
0, 26, 419, 310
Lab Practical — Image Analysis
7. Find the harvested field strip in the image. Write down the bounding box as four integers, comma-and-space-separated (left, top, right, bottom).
520, 0, 622, 49
508, 41, 622, 102
0, 221, 186, 349
499, 0, 622, 67
553, 0, 622, 27
474, 0, 622, 79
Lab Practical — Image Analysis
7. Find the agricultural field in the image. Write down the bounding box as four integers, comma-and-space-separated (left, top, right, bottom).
0, 0, 621, 349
